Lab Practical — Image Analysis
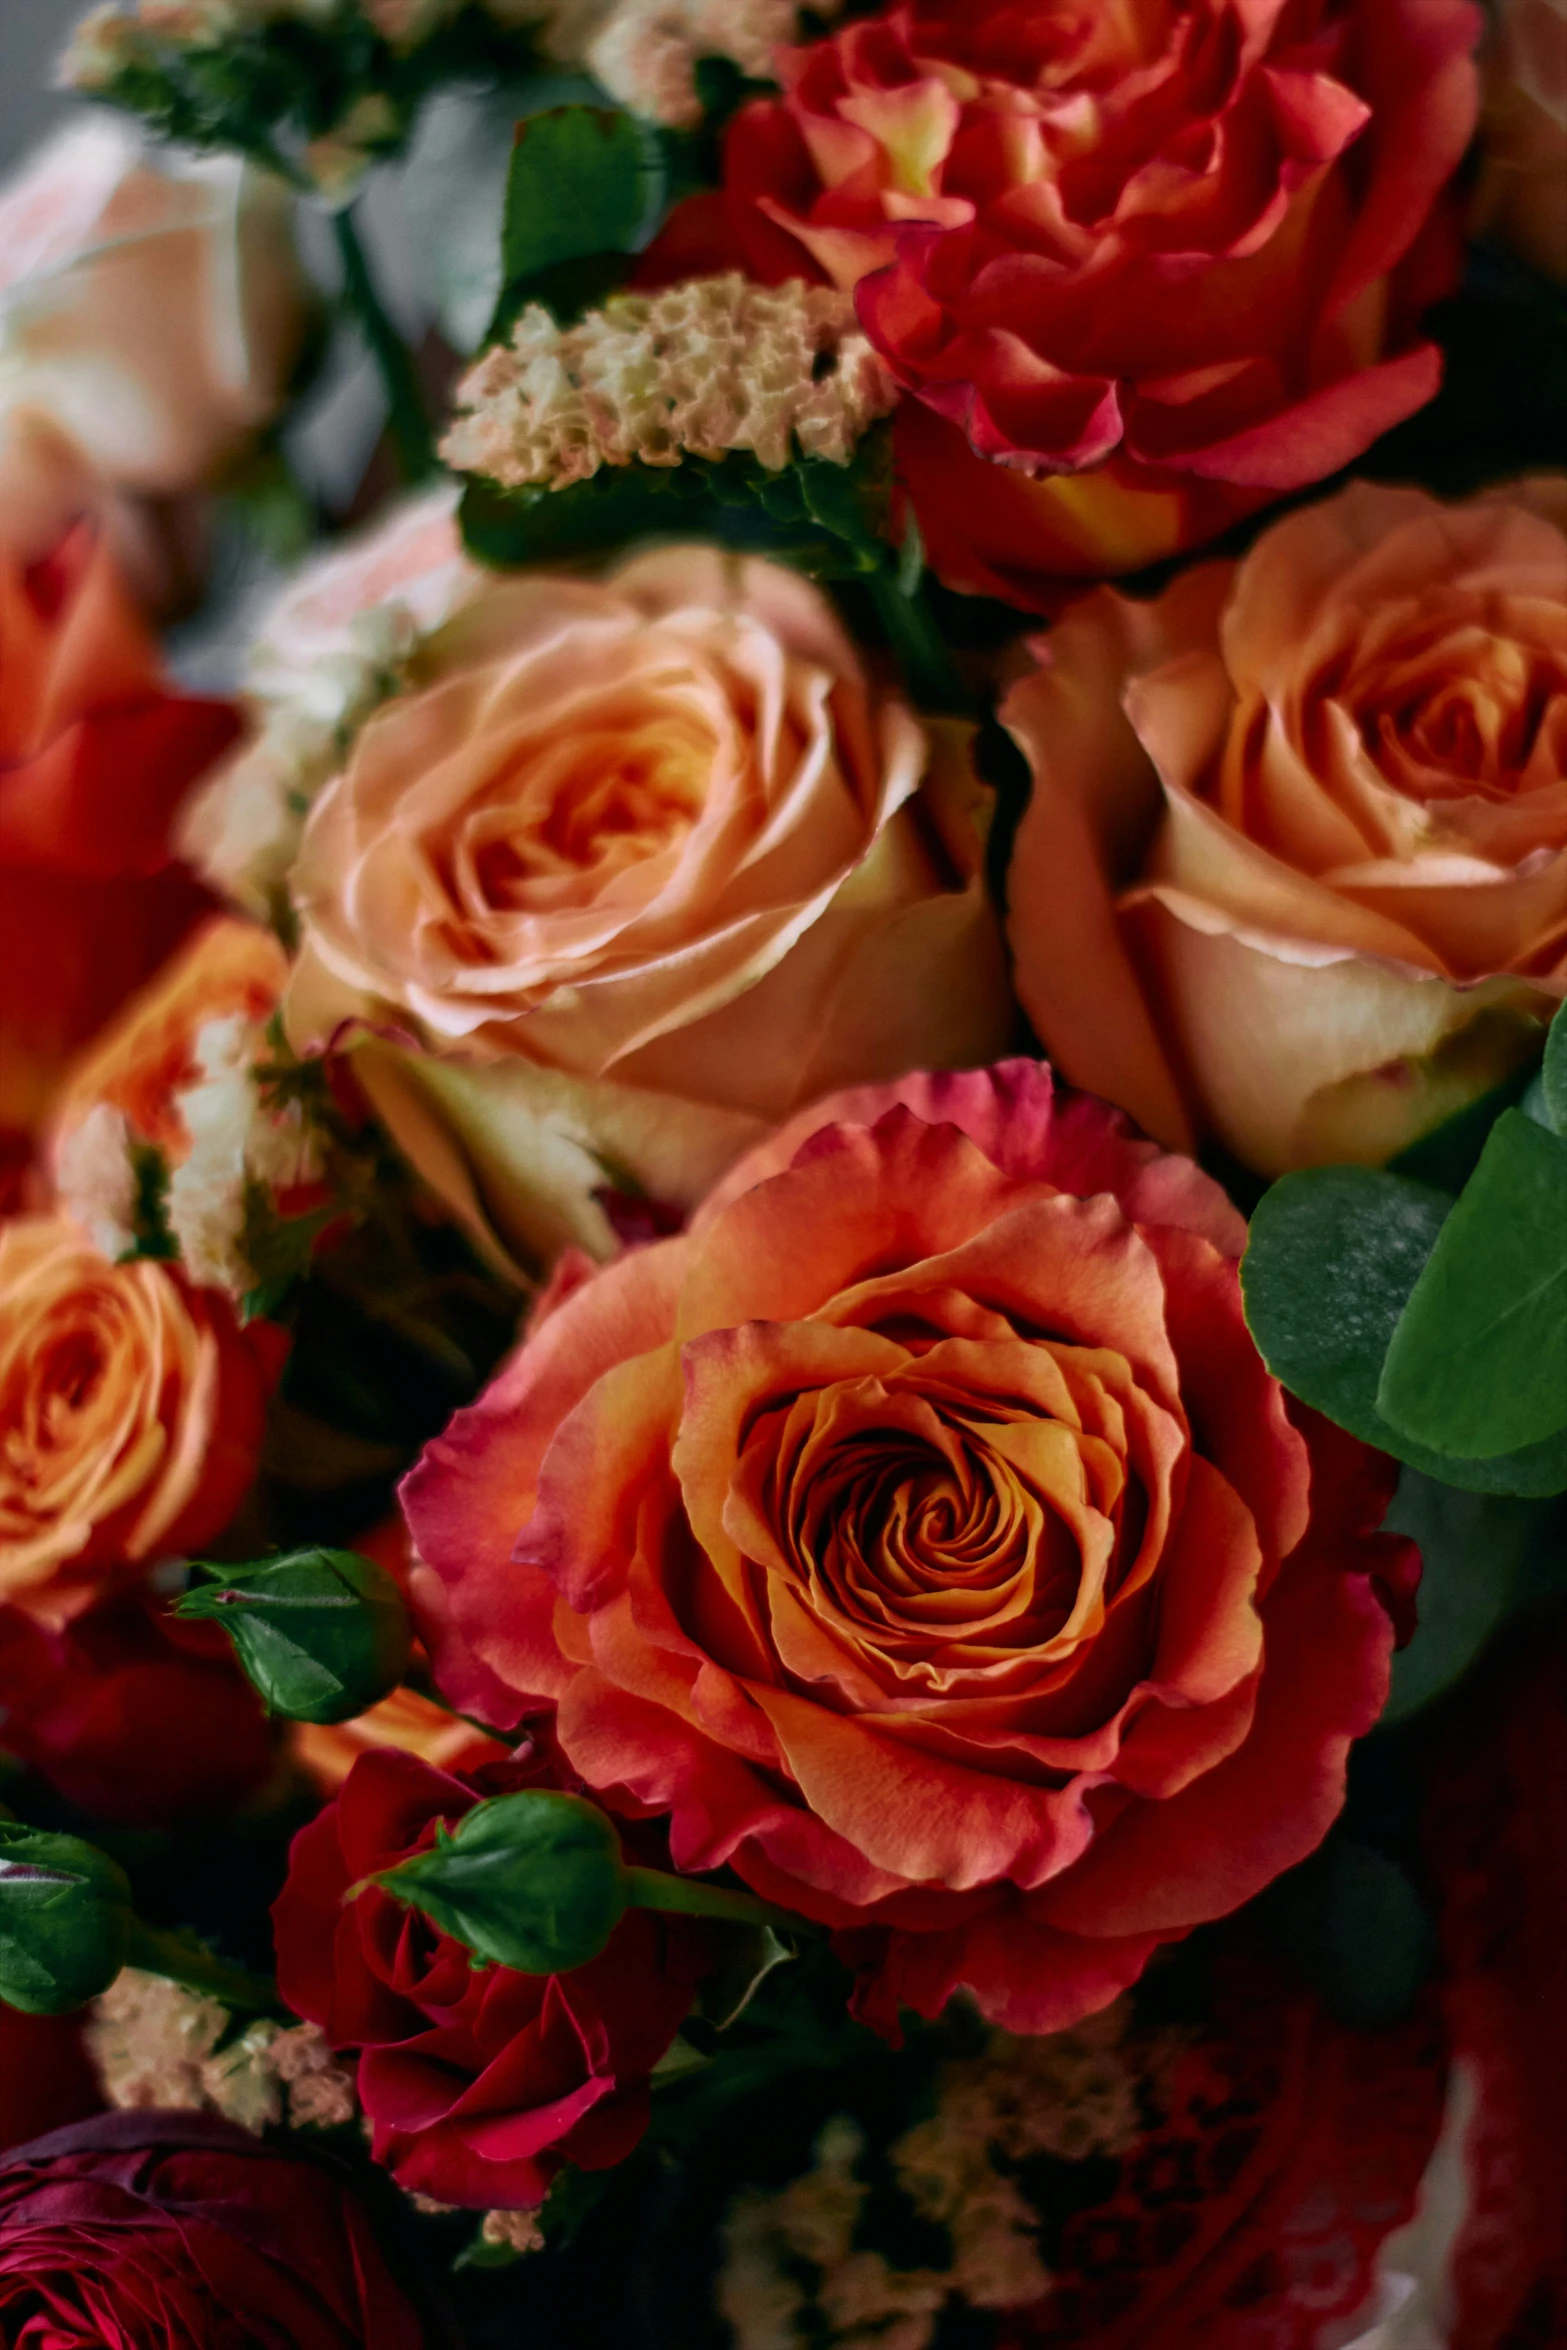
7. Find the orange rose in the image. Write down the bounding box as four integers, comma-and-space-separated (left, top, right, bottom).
284, 546, 1011, 1272
0, 1214, 275, 1627
405, 1061, 1413, 2033
1004, 478, 1567, 1175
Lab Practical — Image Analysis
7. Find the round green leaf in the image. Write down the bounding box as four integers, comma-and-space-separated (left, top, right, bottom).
1242, 1166, 1567, 1496
1377, 1112, 1567, 1457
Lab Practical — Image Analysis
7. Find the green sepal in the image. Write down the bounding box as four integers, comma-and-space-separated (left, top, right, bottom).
176, 1547, 412, 1724
1377, 1109, 1567, 1457
0, 1826, 133, 2016
369, 1790, 628, 1975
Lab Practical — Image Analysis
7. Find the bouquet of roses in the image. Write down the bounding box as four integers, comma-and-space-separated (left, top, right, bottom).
0, 0, 1563, 2341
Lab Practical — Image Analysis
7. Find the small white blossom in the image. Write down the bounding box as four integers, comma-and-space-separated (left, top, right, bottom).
55, 1102, 138, 1262
164, 1014, 321, 1296
442, 273, 896, 490
585, 0, 831, 128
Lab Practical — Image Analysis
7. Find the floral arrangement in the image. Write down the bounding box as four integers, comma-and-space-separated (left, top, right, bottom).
0, 0, 1563, 2341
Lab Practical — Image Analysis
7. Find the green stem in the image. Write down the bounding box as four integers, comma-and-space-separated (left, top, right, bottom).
622, 1866, 813, 1936
331, 202, 437, 484
866, 558, 969, 715
126, 1921, 278, 2015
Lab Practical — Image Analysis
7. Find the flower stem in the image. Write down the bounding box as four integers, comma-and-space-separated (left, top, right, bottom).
865, 557, 969, 714
621, 1866, 813, 1936
331, 202, 438, 484
125, 1921, 278, 2015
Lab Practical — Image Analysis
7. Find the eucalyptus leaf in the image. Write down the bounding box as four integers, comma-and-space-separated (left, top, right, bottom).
1382, 1473, 1567, 1719
1241, 1165, 1567, 1495
1377, 1111, 1567, 1457
1543, 998, 1567, 1138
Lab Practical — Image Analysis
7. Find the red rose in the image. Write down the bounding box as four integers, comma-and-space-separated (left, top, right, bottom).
0, 1590, 274, 1827
0, 519, 238, 1140
0, 2010, 102, 2154
0, 2110, 428, 2349
273, 1747, 714, 2210
405, 1060, 1416, 2036
648, 0, 1480, 600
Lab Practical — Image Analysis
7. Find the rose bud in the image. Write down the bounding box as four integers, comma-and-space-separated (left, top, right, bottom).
176, 1548, 413, 1725
0, 1826, 133, 2016
366, 1787, 789, 1976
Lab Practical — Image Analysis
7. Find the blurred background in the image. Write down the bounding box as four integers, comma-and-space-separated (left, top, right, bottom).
1, 1, 76, 167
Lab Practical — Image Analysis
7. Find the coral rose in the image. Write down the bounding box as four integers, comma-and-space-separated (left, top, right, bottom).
0, 115, 308, 496
644, 0, 1480, 600
283, 546, 1011, 1272
404, 1060, 1414, 2033
0, 510, 239, 1141
0, 1213, 276, 1627
1473, 0, 1567, 283
273, 1746, 714, 2209
1003, 477, 1567, 1175
0, 2111, 426, 2350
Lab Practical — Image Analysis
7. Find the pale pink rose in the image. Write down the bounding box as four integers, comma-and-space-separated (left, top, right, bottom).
1004, 478, 1567, 1176
1474, 0, 1567, 282
284, 546, 1012, 1270
0, 117, 308, 496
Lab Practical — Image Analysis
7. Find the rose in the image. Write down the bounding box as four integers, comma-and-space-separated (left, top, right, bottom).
0, 511, 239, 1143
283, 546, 1011, 1273
0, 1590, 273, 1826
0, 1214, 278, 1627
1474, 0, 1567, 283
0, 2110, 427, 2349
273, 1746, 713, 2209
647, 0, 1479, 602
0, 2011, 102, 2154
0, 115, 308, 497
1002, 477, 1567, 1176
403, 1059, 1414, 2032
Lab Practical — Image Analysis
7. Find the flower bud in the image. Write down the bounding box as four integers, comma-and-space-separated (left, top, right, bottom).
176, 1548, 412, 1725
0, 1826, 134, 2016
369, 1790, 628, 1975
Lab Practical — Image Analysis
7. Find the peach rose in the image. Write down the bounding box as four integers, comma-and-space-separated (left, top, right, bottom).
1004, 478, 1567, 1175
0, 1214, 275, 1627
1474, 0, 1567, 282
404, 1060, 1414, 2033
284, 546, 1012, 1272
0, 116, 308, 496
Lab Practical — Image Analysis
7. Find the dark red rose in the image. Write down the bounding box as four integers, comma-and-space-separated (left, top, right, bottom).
273, 1746, 714, 2210
0, 1591, 274, 1827
0, 521, 237, 1140
0, 2009, 102, 2153
0, 2109, 428, 2349
643, 0, 1480, 602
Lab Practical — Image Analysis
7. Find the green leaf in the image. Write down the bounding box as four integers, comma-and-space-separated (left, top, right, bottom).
0, 1828, 133, 2016
1382, 1474, 1567, 1720
1544, 998, 1567, 1138
1387, 1057, 1540, 1191
177, 1548, 412, 1725
371, 1790, 629, 1975
1377, 1111, 1567, 1457
1241, 1165, 1567, 1496
1266, 1839, 1435, 2028
499, 107, 655, 319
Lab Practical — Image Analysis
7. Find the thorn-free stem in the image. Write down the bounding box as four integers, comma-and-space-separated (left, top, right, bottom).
331, 201, 438, 484
621, 1865, 811, 1936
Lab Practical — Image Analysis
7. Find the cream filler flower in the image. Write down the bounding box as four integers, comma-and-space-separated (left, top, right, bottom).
440, 274, 897, 490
